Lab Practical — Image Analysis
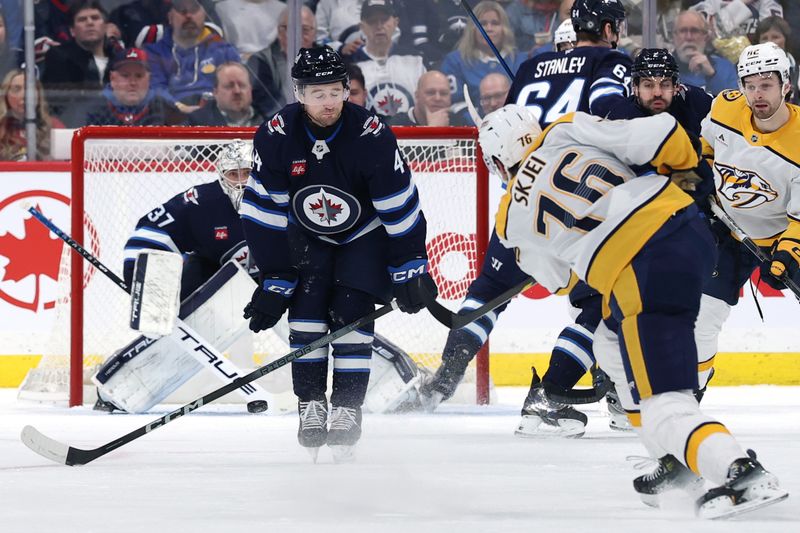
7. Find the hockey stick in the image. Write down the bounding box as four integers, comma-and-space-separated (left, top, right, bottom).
21, 307, 398, 466
422, 276, 534, 329
26, 207, 272, 413
708, 200, 800, 301
454, 0, 515, 79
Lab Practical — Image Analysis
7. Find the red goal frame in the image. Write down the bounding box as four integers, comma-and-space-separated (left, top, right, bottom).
69, 126, 490, 407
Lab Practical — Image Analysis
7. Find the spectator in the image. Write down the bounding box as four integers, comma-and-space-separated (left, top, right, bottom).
246, 5, 318, 119
691, 0, 783, 39
478, 72, 510, 115
389, 70, 470, 126
396, 0, 467, 68
505, 0, 561, 53
186, 62, 263, 126
67, 47, 170, 127
440, 0, 524, 113
146, 0, 240, 116
34, 0, 74, 45
215, 0, 284, 60
110, 0, 171, 48
756, 15, 799, 104
352, 0, 426, 118
671, 9, 738, 95
0, 0, 22, 49
346, 63, 368, 107
315, 0, 363, 53
0, 69, 64, 161
0, 7, 23, 81
41, 1, 122, 118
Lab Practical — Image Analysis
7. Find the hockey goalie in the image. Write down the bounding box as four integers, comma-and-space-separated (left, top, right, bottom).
93, 140, 423, 415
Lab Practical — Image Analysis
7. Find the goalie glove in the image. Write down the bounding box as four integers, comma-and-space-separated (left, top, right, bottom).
389, 259, 438, 313
768, 238, 800, 284
244, 279, 294, 332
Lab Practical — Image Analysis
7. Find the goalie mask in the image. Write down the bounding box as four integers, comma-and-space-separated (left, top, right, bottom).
478, 104, 541, 184
216, 140, 253, 210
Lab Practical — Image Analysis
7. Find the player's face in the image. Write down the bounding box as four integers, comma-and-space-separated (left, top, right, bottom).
110, 64, 150, 106
633, 77, 675, 114
742, 73, 786, 120
348, 80, 367, 107
223, 168, 251, 187
301, 82, 346, 127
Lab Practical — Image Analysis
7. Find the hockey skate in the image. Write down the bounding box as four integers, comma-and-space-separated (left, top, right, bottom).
515, 369, 587, 438
418, 364, 465, 412
632, 454, 706, 507
327, 406, 362, 464
605, 390, 632, 431
298, 400, 328, 463
696, 450, 788, 519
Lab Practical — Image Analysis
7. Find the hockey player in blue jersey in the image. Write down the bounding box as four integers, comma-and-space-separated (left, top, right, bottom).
419, 0, 636, 438
240, 45, 435, 462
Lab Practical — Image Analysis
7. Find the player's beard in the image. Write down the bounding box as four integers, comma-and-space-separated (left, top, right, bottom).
306, 103, 343, 127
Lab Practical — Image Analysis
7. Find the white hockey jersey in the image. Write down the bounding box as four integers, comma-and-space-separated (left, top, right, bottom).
356, 53, 426, 117
701, 90, 800, 244
496, 112, 697, 296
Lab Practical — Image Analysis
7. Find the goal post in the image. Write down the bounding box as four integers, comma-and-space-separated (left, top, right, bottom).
59, 126, 491, 407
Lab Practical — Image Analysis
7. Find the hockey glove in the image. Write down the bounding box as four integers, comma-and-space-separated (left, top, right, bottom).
243, 280, 295, 333
390, 259, 438, 314
768, 238, 800, 285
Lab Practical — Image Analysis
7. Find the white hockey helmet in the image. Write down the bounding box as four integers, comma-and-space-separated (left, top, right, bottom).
737, 42, 791, 90
478, 104, 542, 184
554, 19, 577, 50
216, 139, 253, 209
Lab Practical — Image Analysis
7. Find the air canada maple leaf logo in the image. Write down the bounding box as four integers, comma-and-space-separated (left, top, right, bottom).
0, 204, 64, 311
309, 191, 343, 224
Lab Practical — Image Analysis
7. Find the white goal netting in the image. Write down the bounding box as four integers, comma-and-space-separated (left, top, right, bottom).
18, 127, 491, 407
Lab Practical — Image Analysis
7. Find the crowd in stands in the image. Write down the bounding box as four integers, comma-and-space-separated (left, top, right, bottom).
0, 0, 798, 160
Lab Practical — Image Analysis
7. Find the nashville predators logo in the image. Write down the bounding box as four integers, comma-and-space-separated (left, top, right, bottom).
715, 162, 778, 208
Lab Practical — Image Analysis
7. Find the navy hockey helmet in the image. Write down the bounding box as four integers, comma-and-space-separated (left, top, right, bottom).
632, 48, 679, 84
571, 0, 626, 36
291, 46, 349, 87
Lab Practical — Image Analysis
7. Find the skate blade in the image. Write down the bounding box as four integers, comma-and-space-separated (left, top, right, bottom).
329, 445, 357, 464
305, 447, 321, 463
608, 415, 633, 432
699, 490, 789, 520
514, 415, 585, 439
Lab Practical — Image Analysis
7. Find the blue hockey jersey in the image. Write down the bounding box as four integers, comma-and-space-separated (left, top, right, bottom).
506, 46, 634, 126
605, 83, 712, 137
122, 181, 252, 286
241, 102, 427, 283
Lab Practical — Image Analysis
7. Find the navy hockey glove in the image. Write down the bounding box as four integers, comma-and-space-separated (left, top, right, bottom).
390, 259, 438, 313
243, 280, 294, 333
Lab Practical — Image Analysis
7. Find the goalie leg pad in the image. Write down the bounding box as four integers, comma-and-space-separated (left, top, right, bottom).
130, 250, 183, 337
95, 261, 256, 412
364, 333, 421, 413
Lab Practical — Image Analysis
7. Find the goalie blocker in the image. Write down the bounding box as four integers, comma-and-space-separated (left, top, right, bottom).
95, 259, 423, 414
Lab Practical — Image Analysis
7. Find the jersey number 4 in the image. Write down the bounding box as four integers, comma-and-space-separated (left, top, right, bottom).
516, 78, 586, 125
535, 151, 624, 235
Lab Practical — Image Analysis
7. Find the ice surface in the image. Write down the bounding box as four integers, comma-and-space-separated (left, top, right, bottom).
1, 387, 798, 533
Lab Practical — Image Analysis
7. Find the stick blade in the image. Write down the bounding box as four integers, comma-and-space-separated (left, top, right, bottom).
20, 425, 71, 465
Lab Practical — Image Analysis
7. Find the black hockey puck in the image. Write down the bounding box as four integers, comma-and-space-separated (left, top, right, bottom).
246, 400, 269, 414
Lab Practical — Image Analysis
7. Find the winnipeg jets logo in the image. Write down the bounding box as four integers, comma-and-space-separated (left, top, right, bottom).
293, 185, 362, 234
368, 84, 413, 117
183, 187, 199, 205
267, 113, 286, 136
360, 116, 384, 137
715, 162, 778, 208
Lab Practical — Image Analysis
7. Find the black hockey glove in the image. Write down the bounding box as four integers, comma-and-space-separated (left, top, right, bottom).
390, 259, 438, 313
243, 285, 292, 333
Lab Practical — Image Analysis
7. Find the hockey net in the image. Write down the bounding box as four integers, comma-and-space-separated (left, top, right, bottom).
18, 126, 491, 407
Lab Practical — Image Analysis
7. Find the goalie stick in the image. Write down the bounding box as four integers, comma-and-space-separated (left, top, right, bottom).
21, 301, 397, 465
26, 207, 271, 413
708, 200, 800, 301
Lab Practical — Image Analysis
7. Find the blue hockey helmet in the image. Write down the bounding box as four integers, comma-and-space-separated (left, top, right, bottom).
291, 46, 349, 87
571, 0, 627, 36
632, 48, 680, 84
